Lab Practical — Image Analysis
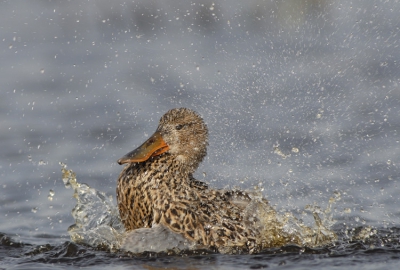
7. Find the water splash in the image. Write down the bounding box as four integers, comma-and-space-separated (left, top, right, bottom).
239, 191, 337, 251
61, 163, 337, 253
60, 162, 125, 251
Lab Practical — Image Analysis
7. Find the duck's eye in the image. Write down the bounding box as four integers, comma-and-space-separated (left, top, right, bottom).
175, 124, 184, 130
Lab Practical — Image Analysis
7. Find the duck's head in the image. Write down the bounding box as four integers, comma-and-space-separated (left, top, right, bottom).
117, 108, 208, 172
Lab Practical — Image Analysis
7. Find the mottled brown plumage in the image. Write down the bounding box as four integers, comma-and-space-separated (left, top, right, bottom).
117, 108, 279, 253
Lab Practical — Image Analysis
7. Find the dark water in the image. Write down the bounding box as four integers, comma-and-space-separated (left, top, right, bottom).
2, 228, 400, 269
1, 1, 400, 269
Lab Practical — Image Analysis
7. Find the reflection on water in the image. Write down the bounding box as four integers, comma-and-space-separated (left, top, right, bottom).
61, 162, 337, 254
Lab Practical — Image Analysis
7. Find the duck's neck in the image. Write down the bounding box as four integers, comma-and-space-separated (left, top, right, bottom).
117, 154, 192, 231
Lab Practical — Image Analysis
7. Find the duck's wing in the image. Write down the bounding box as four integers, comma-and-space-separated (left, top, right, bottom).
155, 188, 255, 251
223, 189, 269, 208
188, 174, 208, 190
222, 189, 252, 209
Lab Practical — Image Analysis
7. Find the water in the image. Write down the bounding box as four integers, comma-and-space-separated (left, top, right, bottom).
61, 163, 337, 253
1, 1, 400, 269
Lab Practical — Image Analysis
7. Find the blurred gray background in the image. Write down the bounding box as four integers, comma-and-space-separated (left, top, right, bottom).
1, 0, 399, 243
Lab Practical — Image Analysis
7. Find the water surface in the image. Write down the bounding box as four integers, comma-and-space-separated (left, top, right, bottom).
1, 1, 400, 269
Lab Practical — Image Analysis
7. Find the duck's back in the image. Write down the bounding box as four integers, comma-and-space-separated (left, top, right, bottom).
154, 178, 267, 252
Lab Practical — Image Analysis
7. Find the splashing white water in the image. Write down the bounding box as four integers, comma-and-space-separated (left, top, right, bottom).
61, 162, 124, 250
61, 162, 337, 253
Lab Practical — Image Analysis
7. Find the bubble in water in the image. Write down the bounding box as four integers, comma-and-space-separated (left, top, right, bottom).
31, 207, 38, 213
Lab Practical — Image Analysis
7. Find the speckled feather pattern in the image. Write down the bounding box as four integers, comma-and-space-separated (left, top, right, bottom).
117, 108, 271, 253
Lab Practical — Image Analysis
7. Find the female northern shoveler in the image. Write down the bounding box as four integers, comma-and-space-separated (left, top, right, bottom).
116, 108, 292, 253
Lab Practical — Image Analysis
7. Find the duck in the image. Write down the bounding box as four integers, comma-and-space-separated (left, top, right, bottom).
116, 108, 294, 254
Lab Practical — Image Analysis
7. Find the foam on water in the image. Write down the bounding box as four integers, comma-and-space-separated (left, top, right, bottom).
61, 162, 337, 254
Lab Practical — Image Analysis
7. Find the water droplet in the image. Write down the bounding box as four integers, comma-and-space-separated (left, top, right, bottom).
362, 219, 366, 225
40, 69, 45, 74
48, 189, 55, 201
31, 207, 38, 213
39, 160, 47, 166
333, 191, 341, 198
